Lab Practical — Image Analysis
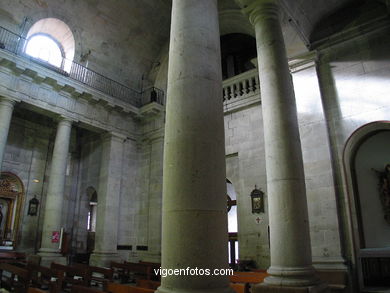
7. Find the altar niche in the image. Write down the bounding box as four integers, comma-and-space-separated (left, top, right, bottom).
0, 172, 24, 248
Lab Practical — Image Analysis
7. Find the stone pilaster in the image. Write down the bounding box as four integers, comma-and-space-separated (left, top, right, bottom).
89, 132, 125, 267
238, 0, 328, 291
156, 1, 233, 293
0, 97, 17, 172
39, 117, 72, 266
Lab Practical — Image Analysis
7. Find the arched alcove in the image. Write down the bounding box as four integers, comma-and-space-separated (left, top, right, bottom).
220, 33, 257, 80
0, 172, 25, 249
344, 121, 390, 289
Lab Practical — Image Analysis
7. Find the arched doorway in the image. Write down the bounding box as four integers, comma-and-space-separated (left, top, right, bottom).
220, 33, 257, 80
227, 178, 239, 268
86, 186, 97, 255
0, 172, 24, 249
344, 122, 390, 290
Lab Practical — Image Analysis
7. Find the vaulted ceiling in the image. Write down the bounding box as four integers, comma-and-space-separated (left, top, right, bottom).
0, 0, 386, 88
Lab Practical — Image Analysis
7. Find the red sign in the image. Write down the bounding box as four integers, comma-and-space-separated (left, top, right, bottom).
52, 231, 60, 243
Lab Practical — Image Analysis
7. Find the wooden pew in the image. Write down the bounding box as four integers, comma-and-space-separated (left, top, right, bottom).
28, 288, 47, 293
0, 262, 30, 293
50, 262, 90, 290
0, 251, 26, 265
27, 263, 63, 293
74, 263, 113, 290
107, 282, 155, 293
230, 283, 246, 293
71, 284, 109, 293
229, 271, 267, 283
229, 271, 268, 293
137, 262, 161, 281
110, 262, 151, 283
123, 262, 153, 280
136, 279, 160, 290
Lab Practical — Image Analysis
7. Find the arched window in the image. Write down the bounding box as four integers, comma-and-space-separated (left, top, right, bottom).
24, 18, 75, 72
25, 34, 63, 67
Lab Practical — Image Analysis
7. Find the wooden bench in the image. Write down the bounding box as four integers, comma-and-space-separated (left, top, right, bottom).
50, 262, 90, 290
136, 279, 160, 290
230, 282, 246, 293
74, 263, 113, 290
0, 251, 26, 264
28, 288, 47, 293
27, 263, 63, 293
110, 262, 152, 283
0, 262, 30, 293
107, 282, 155, 293
70, 284, 109, 293
136, 262, 161, 281
229, 271, 268, 293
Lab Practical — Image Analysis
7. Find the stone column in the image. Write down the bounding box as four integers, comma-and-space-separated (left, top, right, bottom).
238, 0, 327, 291
39, 117, 72, 266
157, 1, 232, 293
89, 132, 124, 267
0, 97, 16, 172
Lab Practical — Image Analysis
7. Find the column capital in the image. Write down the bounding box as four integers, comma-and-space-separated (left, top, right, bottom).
0, 96, 18, 108
101, 131, 127, 143
55, 115, 73, 126
237, 0, 280, 26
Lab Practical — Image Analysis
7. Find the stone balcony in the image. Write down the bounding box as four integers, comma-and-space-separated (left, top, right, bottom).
222, 68, 261, 114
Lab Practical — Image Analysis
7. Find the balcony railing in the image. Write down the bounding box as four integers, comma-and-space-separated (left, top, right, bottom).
0, 26, 164, 108
222, 69, 260, 103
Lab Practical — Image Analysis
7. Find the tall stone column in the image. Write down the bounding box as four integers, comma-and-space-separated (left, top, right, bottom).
39, 117, 72, 266
157, 1, 232, 293
89, 132, 124, 267
237, 0, 327, 291
0, 97, 17, 172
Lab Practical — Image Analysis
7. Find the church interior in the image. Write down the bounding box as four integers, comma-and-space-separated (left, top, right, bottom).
0, 0, 390, 292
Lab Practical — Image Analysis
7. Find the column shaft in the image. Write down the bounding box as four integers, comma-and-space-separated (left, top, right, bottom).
90, 133, 124, 267
245, 0, 317, 287
157, 1, 232, 293
39, 118, 72, 264
0, 97, 16, 172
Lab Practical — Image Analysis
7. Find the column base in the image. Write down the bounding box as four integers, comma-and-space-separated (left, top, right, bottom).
252, 282, 330, 293
265, 266, 319, 287
38, 251, 67, 267
157, 285, 235, 293
89, 251, 121, 267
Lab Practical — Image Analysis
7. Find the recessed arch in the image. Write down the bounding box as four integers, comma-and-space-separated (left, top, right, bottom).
0, 172, 25, 249
343, 121, 390, 289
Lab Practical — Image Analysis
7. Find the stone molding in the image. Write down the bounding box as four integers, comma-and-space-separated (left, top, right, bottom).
241, 0, 279, 26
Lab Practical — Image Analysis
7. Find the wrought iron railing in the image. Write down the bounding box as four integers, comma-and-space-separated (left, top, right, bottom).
0, 26, 164, 108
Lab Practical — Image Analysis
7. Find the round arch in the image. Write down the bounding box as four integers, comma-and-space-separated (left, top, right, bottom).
26, 18, 75, 62
343, 121, 390, 289
0, 172, 25, 248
